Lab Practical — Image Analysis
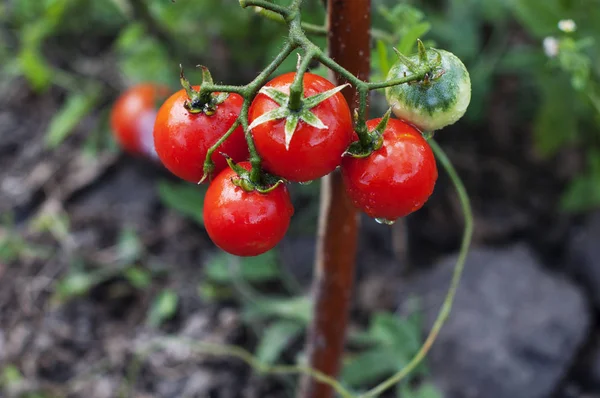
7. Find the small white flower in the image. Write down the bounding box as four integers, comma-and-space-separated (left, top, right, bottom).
543, 36, 560, 58
558, 19, 577, 33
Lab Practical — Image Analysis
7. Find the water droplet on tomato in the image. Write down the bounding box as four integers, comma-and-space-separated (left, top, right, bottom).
374, 217, 395, 225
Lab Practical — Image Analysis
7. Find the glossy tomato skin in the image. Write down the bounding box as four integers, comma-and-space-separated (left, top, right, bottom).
203, 162, 294, 257
249, 72, 353, 182
153, 87, 248, 183
341, 118, 438, 221
110, 83, 169, 158
385, 49, 471, 132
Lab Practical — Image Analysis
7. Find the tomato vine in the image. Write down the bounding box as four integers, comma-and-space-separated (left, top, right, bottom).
185, 0, 440, 186
141, 0, 475, 396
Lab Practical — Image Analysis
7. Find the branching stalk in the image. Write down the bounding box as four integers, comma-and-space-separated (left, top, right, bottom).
191, 7, 432, 178
181, 3, 473, 398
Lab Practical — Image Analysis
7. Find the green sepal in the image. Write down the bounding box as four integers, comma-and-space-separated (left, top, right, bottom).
422, 130, 436, 141
180, 65, 229, 115
224, 156, 287, 194
258, 86, 290, 106
423, 49, 445, 84
417, 39, 428, 63
431, 49, 443, 68
199, 65, 214, 86
180, 65, 203, 114
254, 176, 286, 194
298, 108, 327, 129
344, 140, 372, 158
248, 83, 349, 150
284, 114, 300, 149
209, 92, 230, 108
372, 108, 392, 140
303, 83, 350, 108
248, 106, 289, 130
197, 160, 215, 185
343, 109, 392, 159
392, 48, 419, 74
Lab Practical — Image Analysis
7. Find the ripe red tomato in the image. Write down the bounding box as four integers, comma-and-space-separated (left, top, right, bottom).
248, 72, 353, 182
203, 162, 294, 257
153, 87, 248, 183
110, 83, 169, 158
341, 118, 438, 222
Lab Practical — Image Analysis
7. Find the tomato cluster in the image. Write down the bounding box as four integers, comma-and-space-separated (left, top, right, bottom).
111, 49, 469, 257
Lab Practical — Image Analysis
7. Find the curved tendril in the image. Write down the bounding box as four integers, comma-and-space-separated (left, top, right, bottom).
362, 139, 473, 398
188, 3, 473, 396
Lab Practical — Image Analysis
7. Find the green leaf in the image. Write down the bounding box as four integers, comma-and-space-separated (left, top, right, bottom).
509, 0, 563, 37
117, 227, 143, 264
255, 320, 304, 364
55, 272, 95, 300
15, 0, 71, 92
341, 348, 404, 388
347, 309, 429, 386
156, 180, 206, 225
369, 312, 422, 354
397, 22, 431, 55
45, 88, 101, 148
18, 46, 52, 92
115, 23, 144, 50
205, 250, 280, 283
117, 32, 173, 85
409, 382, 444, 398
30, 206, 71, 241
533, 80, 578, 157
147, 289, 179, 327
107, 0, 132, 17
561, 151, 600, 212
243, 296, 312, 324
198, 282, 234, 301
1, 364, 23, 387
374, 39, 390, 80
0, 224, 51, 262
124, 267, 152, 289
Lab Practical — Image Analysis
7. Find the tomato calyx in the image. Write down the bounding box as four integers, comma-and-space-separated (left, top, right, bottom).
179, 65, 229, 115
248, 81, 350, 150
392, 40, 445, 88
224, 156, 286, 194
343, 108, 392, 159
197, 160, 216, 185
421, 130, 436, 141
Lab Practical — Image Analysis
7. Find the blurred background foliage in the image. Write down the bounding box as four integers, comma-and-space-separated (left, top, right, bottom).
2, 0, 600, 397
1, 0, 599, 211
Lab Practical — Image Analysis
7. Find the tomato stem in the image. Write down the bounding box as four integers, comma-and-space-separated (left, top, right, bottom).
194, 0, 436, 165
172, 1, 474, 395
239, 0, 290, 17
199, 119, 241, 183
171, 0, 474, 396
288, 48, 314, 111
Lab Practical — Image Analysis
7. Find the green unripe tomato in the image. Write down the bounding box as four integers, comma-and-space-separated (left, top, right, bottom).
385, 49, 471, 132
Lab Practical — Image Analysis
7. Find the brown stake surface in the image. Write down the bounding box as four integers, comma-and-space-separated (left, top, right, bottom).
298, 1, 371, 398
